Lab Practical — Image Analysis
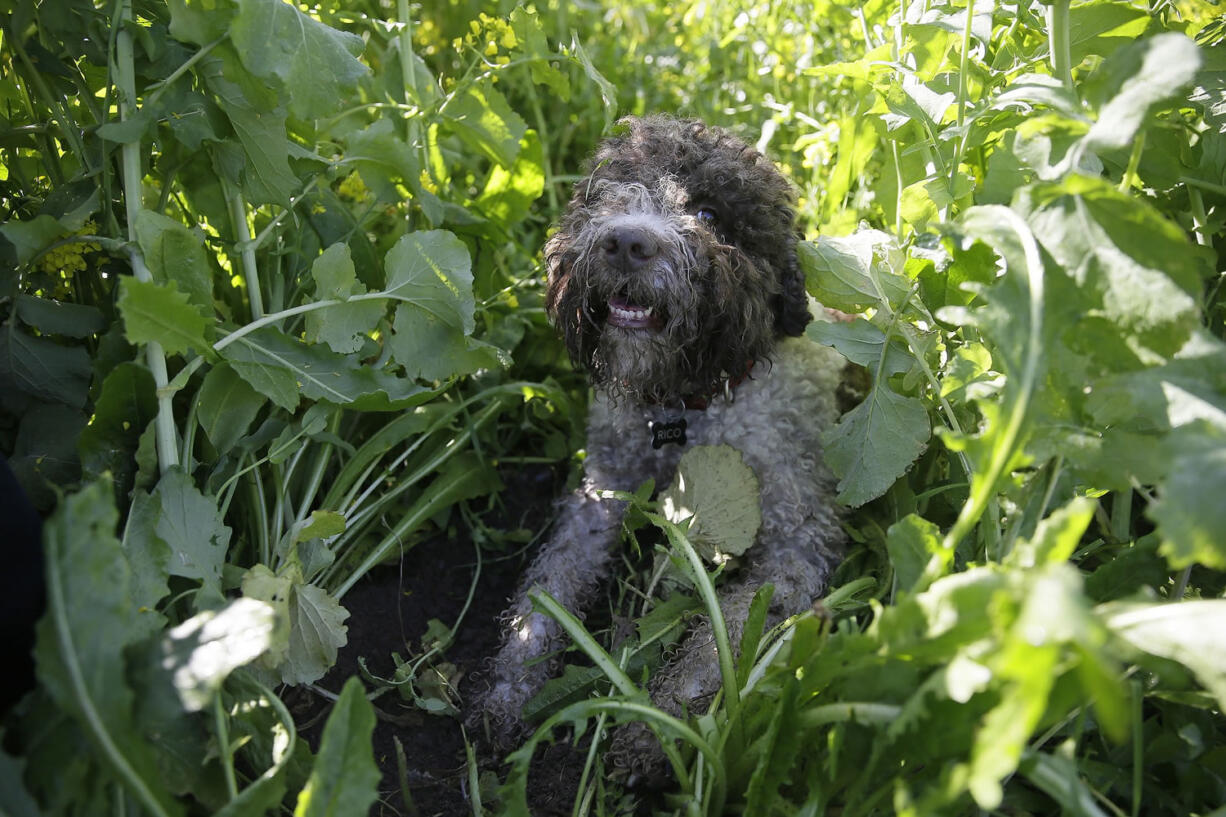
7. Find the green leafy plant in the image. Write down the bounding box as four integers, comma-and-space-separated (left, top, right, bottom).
3, 0, 1224, 814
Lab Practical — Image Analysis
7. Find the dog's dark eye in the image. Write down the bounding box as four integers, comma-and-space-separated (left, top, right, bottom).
695, 206, 719, 227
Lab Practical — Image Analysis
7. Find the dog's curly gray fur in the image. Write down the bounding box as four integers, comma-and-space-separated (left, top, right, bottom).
471, 115, 846, 780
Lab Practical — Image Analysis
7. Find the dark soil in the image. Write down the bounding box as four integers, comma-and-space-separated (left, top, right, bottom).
288, 464, 584, 817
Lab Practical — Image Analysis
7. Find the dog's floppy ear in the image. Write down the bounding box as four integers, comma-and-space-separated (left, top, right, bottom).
774, 235, 812, 337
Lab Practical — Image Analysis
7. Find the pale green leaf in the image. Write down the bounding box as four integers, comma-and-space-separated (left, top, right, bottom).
14, 295, 105, 338
229, 0, 368, 120
293, 677, 378, 817
659, 444, 762, 563
134, 210, 214, 313
806, 317, 913, 376
1149, 428, 1226, 570
1084, 33, 1202, 152
153, 468, 232, 596
162, 598, 277, 711
798, 232, 911, 314
1103, 599, 1226, 709
282, 583, 349, 685
195, 362, 266, 455
117, 277, 212, 356
823, 385, 930, 507
296, 510, 346, 543
34, 480, 182, 817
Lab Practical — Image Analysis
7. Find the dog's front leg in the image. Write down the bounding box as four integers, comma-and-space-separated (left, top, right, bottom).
474, 478, 626, 746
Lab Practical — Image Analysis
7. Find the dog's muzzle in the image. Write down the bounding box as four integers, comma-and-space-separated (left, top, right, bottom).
594, 221, 671, 331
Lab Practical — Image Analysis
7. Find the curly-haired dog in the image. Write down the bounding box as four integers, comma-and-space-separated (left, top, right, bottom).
473, 115, 846, 777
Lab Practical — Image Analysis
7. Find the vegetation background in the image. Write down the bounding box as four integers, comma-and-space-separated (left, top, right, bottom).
1, 0, 1225, 814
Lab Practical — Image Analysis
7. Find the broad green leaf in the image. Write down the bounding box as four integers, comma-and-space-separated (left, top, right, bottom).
162, 598, 276, 711
117, 277, 212, 356
1083, 33, 1202, 152
77, 362, 158, 492
296, 510, 346, 543
798, 232, 912, 314
1149, 427, 1226, 570
886, 514, 948, 592
293, 677, 378, 817
152, 468, 231, 597
34, 480, 182, 817
344, 118, 420, 203
230, 0, 368, 120
1068, 2, 1149, 65
310, 242, 359, 300
134, 210, 214, 313
0, 323, 92, 408
383, 230, 475, 330
823, 384, 930, 507
1007, 497, 1096, 568
659, 444, 762, 563
477, 130, 546, 225
304, 244, 384, 354
14, 294, 105, 338
221, 326, 431, 409
168, 0, 236, 44
241, 564, 294, 669
1103, 600, 1226, 709
806, 317, 912, 375
446, 81, 527, 169
201, 48, 297, 206
389, 304, 505, 381
121, 490, 173, 612
195, 362, 266, 455
0, 214, 65, 265
283, 583, 349, 685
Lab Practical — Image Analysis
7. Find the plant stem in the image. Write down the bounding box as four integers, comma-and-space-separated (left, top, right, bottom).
116, 0, 179, 472
943, 209, 1045, 553
214, 695, 239, 799
1047, 0, 1074, 92
226, 187, 264, 319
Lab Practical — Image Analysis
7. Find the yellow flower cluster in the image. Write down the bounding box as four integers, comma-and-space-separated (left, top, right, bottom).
38, 220, 100, 275
452, 12, 517, 66
337, 171, 371, 202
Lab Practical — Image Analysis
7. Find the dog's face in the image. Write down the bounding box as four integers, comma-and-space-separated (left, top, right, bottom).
544, 116, 811, 404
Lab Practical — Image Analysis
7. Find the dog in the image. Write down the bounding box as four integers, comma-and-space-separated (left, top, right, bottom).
472, 115, 846, 778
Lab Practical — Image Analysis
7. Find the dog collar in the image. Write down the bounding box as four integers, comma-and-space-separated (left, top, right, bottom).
647, 361, 755, 449
679, 361, 756, 411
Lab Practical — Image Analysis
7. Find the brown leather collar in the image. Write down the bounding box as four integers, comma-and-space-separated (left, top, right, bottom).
679, 360, 756, 411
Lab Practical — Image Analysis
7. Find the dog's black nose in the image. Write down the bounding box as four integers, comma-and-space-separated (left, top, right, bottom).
601, 226, 659, 270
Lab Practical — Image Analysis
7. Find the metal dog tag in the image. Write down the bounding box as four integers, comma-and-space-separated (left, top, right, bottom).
649, 417, 687, 449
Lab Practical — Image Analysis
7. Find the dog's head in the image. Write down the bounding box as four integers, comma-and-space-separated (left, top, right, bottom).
544, 115, 810, 404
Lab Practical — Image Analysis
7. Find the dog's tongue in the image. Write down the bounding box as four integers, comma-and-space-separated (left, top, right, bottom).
607, 297, 660, 329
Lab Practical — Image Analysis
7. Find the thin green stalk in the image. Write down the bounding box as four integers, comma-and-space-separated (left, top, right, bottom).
1047, 0, 1074, 91
294, 412, 341, 525
946, 0, 976, 218
116, 0, 179, 473
226, 187, 264, 319
943, 209, 1045, 553
1111, 488, 1132, 544
649, 513, 745, 759
1119, 131, 1146, 193
214, 695, 239, 799
1130, 680, 1142, 817
332, 399, 506, 598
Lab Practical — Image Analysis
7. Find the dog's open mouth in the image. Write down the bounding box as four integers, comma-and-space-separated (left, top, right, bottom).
606, 296, 663, 330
